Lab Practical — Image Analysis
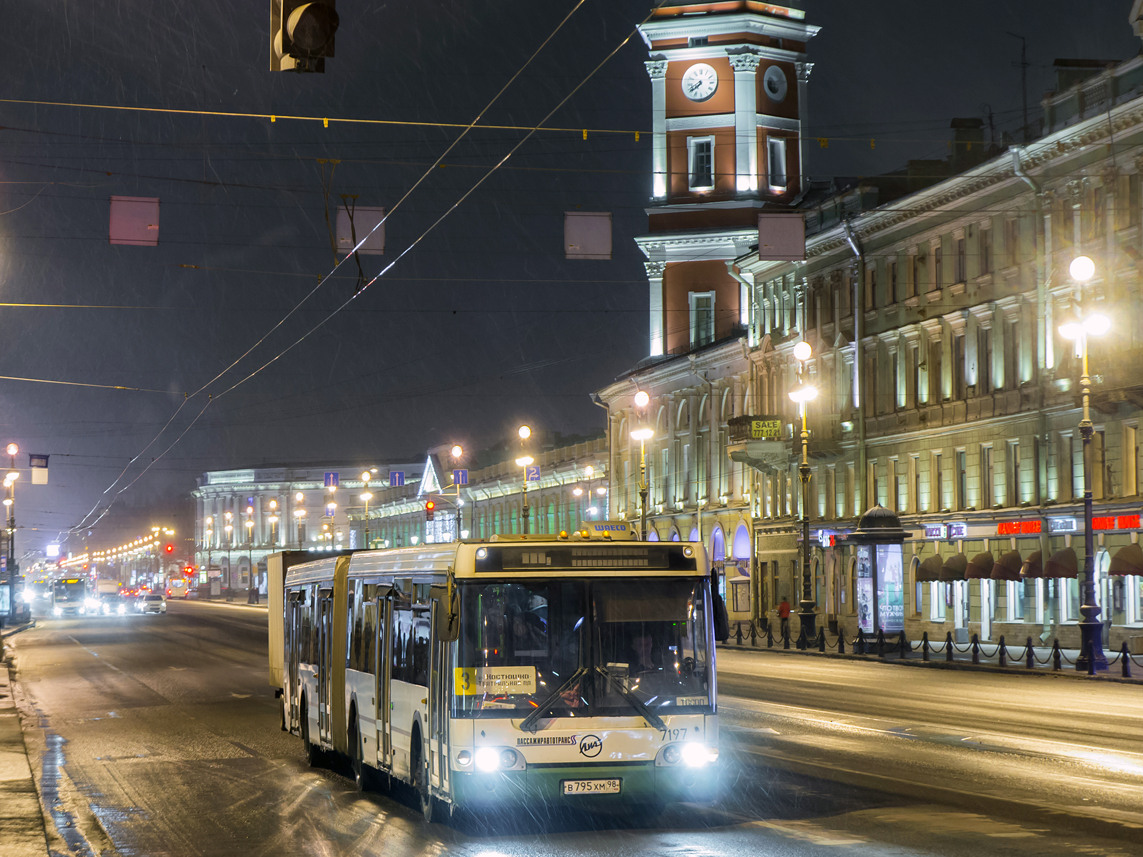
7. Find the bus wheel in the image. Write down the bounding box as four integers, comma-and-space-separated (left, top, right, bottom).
350, 720, 370, 792
411, 732, 434, 823
301, 699, 322, 768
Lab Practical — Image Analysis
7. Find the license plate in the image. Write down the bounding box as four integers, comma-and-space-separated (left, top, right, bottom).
562, 778, 620, 795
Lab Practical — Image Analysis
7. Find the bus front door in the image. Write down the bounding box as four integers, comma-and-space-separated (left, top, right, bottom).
378, 597, 393, 768
428, 603, 449, 796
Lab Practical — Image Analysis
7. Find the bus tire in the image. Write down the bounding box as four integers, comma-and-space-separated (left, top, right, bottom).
411, 728, 434, 823
349, 717, 371, 792
300, 697, 322, 768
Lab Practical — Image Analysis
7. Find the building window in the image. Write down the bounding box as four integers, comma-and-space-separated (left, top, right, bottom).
979, 227, 992, 275
910, 455, 921, 512
1060, 432, 1075, 500
929, 338, 943, 402
1125, 425, 1138, 496
955, 235, 966, 283
867, 460, 879, 507
892, 458, 903, 512
933, 452, 944, 511
688, 136, 714, 191
952, 333, 966, 400
981, 445, 994, 508
689, 291, 715, 347
1004, 216, 1020, 264
977, 326, 992, 394
930, 582, 947, 621
767, 136, 787, 189
1004, 318, 1020, 388
864, 265, 876, 311
956, 449, 967, 510
887, 260, 898, 304
933, 245, 943, 290
1008, 440, 1021, 507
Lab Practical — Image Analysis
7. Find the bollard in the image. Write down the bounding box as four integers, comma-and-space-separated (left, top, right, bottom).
1026, 636, 1035, 669
782, 624, 791, 650
750, 621, 758, 647
856, 629, 866, 655
1123, 643, 1132, 679
766, 623, 775, 648
735, 622, 744, 645
898, 631, 908, 659
817, 627, 826, 653
998, 635, 1007, 668
922, 631, 930, 662
945, 631, 954, 662
971, 633, 980, 665
838, 633, 846, 655
1052, 639, 1062, 671
796, 627, 807, 651
1086, 640, 1096, 677
876, 628, 886, 658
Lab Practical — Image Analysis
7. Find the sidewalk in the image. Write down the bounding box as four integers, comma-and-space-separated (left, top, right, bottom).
0, 623, 50, 857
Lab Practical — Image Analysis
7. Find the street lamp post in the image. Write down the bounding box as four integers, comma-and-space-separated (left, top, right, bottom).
516, 425, 533, 534
789, 341, 819, 642
632, 390, 653, 540
3, 442, 17, 622
245, 506, 255, 603
268, 500, 279, 549
205, 517, 213, 579
1060, 254, 1109, 672
451, 445, 465, 540
360, 471, 373, 548
224, 511, 233, 601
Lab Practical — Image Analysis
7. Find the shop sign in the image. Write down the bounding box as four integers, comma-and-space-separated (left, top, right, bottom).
1000, 519, 1045, 535
923, 524, 947, 540
946, 522, 968, 540
1047, 517, 1076, 534
749, 416, 783, 440
816, 528, 839, 547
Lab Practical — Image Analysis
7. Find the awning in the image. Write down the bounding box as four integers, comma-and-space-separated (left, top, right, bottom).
991, 550, 1023, 581
1109, 542, 1143, 576
965, 552, 994, 579
916, 554, 944, 582
940, 553, 968, 581
1020, 550, 1044, 579
1045, 547, 1078, 579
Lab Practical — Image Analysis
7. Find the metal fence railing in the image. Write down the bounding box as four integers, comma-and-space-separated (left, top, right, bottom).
725, 620, 1143, 680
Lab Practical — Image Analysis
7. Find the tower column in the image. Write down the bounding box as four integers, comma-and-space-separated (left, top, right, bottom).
646, 261, 667, 357
730, 53, 762, 193
646, 60, 668, 200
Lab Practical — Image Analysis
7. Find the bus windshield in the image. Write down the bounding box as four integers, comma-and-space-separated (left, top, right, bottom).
452, 577, 712, 721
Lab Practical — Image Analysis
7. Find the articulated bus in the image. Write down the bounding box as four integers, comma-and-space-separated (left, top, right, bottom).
267, 530, 719, 821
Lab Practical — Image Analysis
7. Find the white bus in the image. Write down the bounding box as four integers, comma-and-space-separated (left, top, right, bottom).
267, 532, 719, 821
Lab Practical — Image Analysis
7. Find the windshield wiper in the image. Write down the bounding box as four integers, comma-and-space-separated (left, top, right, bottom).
520, 667, 588, 733
596, 665, 666, 733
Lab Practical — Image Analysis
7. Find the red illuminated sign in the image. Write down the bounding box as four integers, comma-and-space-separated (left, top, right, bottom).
997, 520, 1042, 535
1092, 516, 1116, 531
1118, 514, 1141, 529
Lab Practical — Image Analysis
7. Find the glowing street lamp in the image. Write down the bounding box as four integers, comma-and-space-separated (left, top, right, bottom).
1059, 255, 1109, 671
516, 425, 533, 534
788, 341, 819, 642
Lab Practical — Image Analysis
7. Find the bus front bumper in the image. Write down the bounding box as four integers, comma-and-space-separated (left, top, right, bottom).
450, 762, 718, 810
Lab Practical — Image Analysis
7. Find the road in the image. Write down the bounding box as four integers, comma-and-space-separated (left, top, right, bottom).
7, 599, 1141, 856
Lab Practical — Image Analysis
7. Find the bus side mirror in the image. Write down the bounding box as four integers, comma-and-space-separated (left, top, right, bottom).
430, 582, 460, 642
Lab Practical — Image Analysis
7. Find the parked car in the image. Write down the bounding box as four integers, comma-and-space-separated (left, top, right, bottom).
137, 594, 167, 615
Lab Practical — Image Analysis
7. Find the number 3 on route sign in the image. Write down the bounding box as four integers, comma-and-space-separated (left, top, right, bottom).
526, 464, 540, 482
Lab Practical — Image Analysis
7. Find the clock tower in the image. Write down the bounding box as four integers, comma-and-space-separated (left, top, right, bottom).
637, 2, 818, 357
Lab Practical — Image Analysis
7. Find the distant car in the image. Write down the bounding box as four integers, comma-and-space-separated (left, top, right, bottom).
137, 594, 167, 615
98, 593, 127, 616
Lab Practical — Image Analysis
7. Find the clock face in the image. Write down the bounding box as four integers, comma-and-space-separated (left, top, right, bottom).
682, 63, 718, 102
764, 66, 788, 102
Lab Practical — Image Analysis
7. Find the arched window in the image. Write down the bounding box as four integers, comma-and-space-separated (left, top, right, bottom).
710, 525, 726, 563
732, 523, 751, 560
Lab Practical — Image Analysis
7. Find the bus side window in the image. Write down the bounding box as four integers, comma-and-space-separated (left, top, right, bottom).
362, 603, 377, 675
392, 607, 412, 683
411, 611, 430, 686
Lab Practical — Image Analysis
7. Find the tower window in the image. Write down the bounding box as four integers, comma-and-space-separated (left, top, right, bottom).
688, 137, 715, 191
767, 137, 787, 190
689, 291, 716, 347
688, 37, 708, 47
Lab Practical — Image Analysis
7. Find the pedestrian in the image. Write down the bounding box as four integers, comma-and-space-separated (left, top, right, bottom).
777, 596, 791, 639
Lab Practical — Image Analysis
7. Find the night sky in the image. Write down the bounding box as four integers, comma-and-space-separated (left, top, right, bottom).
0, 1, 1137, 556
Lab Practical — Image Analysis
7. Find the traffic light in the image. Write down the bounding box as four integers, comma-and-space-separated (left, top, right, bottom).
165, 543, 174, 554
270, 1, 339, 73
425, 500, 435, 521
183, 565, 196, 577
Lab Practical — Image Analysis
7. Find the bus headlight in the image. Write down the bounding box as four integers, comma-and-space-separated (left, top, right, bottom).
85, 598, 101, 612
456, 750, 472, 767
681, 742, 718, 768
474, 747, 500, 772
